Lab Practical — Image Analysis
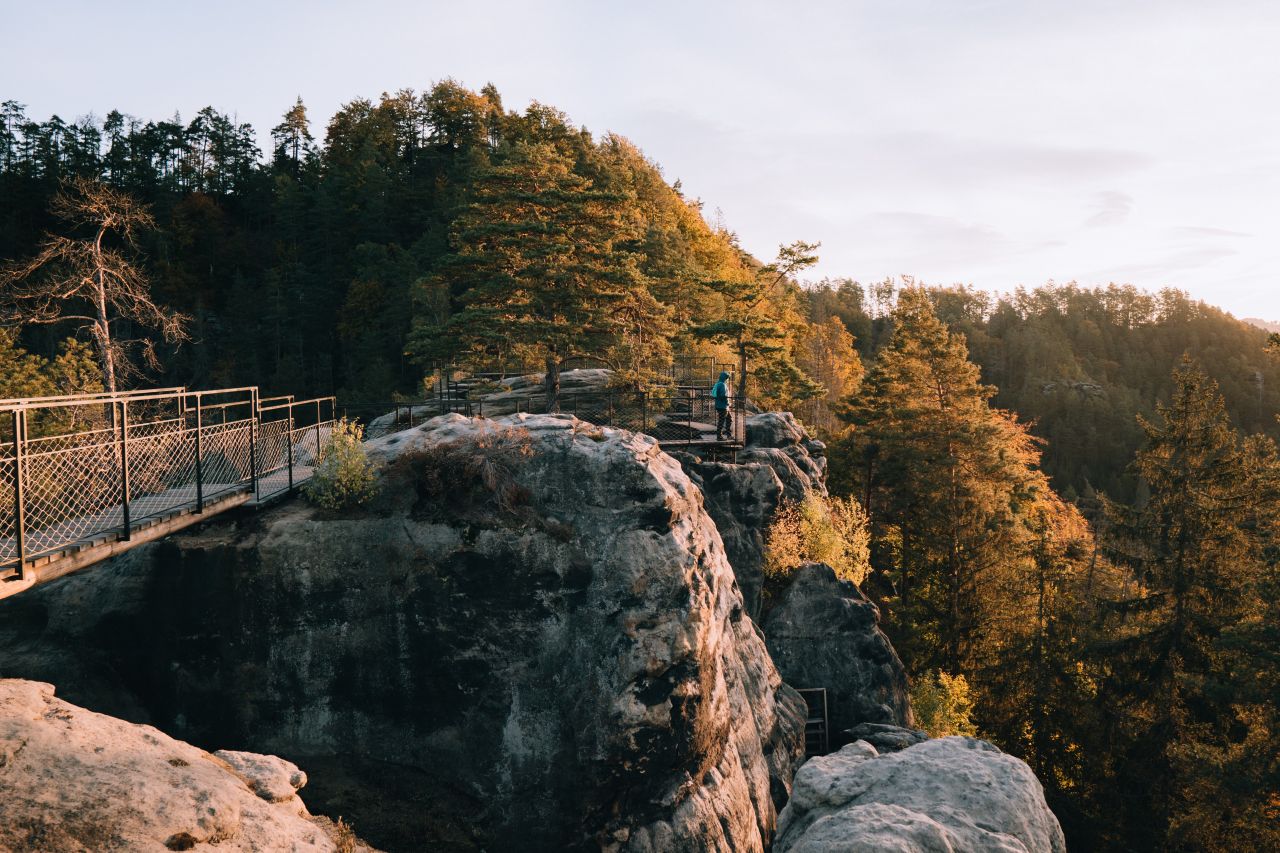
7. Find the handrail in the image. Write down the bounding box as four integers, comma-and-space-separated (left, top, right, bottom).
1, 385, 338, 582
0, 386, 188, 409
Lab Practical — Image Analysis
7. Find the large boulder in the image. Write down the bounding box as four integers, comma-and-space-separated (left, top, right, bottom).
775, 737, 1067, 853
762, 564, 912, 741
0, 414, 805, 852
477, 367, 614, 416
739, 413, 827, 500
0, 679, 375, 852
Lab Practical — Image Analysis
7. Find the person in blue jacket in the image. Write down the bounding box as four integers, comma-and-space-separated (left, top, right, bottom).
712, 371, 731, 440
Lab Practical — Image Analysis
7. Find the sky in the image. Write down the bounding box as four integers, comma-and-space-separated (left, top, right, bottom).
5, 0, 1278, 318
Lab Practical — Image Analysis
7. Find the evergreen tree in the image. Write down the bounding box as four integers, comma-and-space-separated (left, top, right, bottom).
407, 142, 672, 410
270, 97, 316, 175
1097, 357, 1279, 848
837, 287, 1044, 672
690, 239, 822, 405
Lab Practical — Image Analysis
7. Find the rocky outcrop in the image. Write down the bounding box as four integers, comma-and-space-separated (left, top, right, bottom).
762, 564, 912, 742
675, 456, 784, 617
0, 679, 374, 853
0, 414, 805, 852
775, 737, 1067, 853
478, 368, 614, 416
739, 413, 827, 501
674, 413, 828, 617
843, 723, 928, 754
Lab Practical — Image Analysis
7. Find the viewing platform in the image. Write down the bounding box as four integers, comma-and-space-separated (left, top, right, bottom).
1, 387, 335, 599
345, 363, 748, 452
2, 368, 743, 599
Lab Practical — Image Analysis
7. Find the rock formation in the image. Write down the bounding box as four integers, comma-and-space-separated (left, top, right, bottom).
0, 414, 806, 852
775, 736, 1067, 853
762, 564, 913, 741
0, 679, 375, 852
739, 412, 827, 500
674, 412, 828, 616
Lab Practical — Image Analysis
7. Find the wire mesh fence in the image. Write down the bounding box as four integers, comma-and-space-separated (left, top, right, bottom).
1, 388, 336, 580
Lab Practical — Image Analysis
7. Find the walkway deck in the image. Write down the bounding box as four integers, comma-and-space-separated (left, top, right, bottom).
1, 387, 333, 599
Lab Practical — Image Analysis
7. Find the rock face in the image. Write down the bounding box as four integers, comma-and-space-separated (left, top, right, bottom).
675, 456, 783, 618
0, 679, 373, 853
775, 737, 1067, 853
0, 414, 805, 852
740, 413, 827, 500
675, 412, 828, 617
763, 564, 913, 741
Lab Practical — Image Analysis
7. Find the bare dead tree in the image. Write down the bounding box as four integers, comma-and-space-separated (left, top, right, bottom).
0, 177, 191, 393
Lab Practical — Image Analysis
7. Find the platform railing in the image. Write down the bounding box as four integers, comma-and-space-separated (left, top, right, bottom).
1, 387, 336, 581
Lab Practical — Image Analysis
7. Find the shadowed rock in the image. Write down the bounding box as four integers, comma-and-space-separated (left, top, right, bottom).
763, 564, 912, 743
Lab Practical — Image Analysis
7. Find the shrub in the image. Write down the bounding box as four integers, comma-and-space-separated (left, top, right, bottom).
909, 670, 978, 738
304, 418, 378, 510
396, 424, 534, 518
763, 493, 871, 588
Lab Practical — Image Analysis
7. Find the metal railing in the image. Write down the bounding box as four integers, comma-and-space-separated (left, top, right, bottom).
1, 387, 336, 580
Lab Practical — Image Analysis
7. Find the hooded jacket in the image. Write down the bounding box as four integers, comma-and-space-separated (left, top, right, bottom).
712, 371, 730, 411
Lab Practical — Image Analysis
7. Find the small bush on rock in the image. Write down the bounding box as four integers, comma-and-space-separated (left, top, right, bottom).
396, 425, 535, 519
304, 418, 378, 510
910, 670, 978, 738
763, 494, 871, 588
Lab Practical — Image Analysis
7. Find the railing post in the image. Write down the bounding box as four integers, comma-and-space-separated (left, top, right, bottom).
194, 396, 204, 513
642, 392, 648, 434
287, 401, 295, 493
314, 399, 322, 465
12, 410, 27, 580
248, 389, 258, 500
119, 401, 132, 541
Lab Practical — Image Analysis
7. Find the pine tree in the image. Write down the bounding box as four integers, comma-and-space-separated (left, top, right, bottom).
270, 97, 316, 175
407, 142, 672, 410
837, 287, 1044, 672
689, 240, 822, 405
1098, 357, 1279, 848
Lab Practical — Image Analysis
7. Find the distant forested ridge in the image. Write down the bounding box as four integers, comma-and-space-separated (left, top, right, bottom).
4, 90, 1276, 501
808, 279, 1280, 502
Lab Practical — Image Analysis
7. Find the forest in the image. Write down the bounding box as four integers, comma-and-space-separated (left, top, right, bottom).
2, 84, 1278, 851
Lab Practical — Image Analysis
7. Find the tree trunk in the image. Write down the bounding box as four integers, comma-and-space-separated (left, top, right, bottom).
91, 224, 118, 393
545, 353, 561, 414
736, 340, 747, 404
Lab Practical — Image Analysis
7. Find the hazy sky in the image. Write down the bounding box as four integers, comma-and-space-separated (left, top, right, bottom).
6, 0, 1278, 318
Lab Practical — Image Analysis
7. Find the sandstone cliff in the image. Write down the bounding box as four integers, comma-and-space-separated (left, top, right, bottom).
0, 414, 805, 852
762, 564, 913, 739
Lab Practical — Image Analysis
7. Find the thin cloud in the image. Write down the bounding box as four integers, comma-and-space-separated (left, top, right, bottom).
1090, 246, 1239, 282
1084, 191, 1134, 228
1168, 225, 1253, 239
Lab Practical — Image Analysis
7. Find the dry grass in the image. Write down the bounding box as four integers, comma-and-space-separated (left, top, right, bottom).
392, 425, 535, 520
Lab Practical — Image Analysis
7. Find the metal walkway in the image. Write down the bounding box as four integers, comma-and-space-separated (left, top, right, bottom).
1, 387, 335, 599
